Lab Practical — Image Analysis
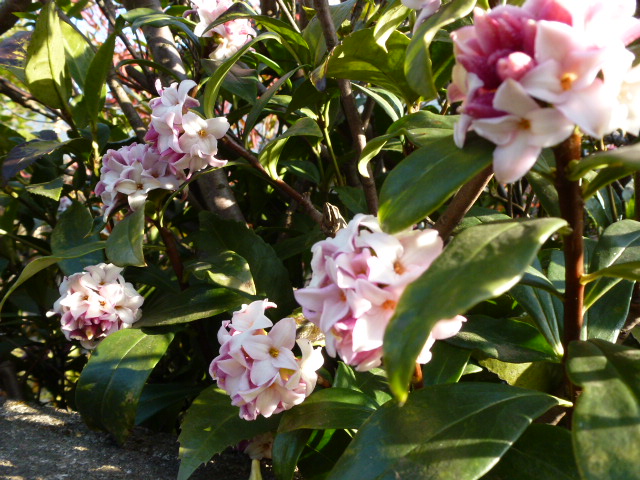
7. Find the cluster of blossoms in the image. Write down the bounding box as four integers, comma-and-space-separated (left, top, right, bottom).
294, 215, 465, 372
48, 263, 143, 349
449, 0, 640, 183
209, 300, 324, 420
96, 80, 229, 218
189, 0, 256, 60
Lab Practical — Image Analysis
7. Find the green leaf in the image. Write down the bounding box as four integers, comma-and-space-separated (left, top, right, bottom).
3, 138, 82, 180
373, 1, 411, 48
203, 33, 281, 118
75, 329, 174, 443
303, 0, 356, 63
136, 383, 203, 425
0, 30, 29, 85
24, 2, 70, 109
273, 430, 312, 480
0, 241, 106, 312
447, 315, 560, 363
479, 358, 562, 392
404, 0, 476, 100
421, 341, 470, 386
325, 28, 417, 103
384, 218, 567, 401
136, 286, 245, 327
51, 202, 104, 275
25, 176, 64, 200
567, 339, 640, 480
351, 83, 403, 122
197, 213, 295, 317
583, 219, 640, 310
358, 133, 399, 177
189, 250, 256, 295
483, 424, 579, 480
379, 135, 493, 234
258, 117, 322, 179
60, 20, 94, 90
178, 386, 279, 480
81, 33, 115, 127
584, 280, 634, 343
123, 8, 200, 46
243, 67, 302, 144
278, 388, 379, 433
327, 383, 565, 480
568, 143, 640, 182
105, 208, 145, 267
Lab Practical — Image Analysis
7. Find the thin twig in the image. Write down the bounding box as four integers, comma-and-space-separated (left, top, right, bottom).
274, 0, 301, 33
435, 166, 494, 242
0, 78, 57, 120
107, 77, 148, 142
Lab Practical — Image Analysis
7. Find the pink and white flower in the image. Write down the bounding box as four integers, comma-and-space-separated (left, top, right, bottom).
448, 0, 640, 183
177, 111, 229, 170
294, 215, 466, 372
47, 263, 144, 349
209, 300, 324, 421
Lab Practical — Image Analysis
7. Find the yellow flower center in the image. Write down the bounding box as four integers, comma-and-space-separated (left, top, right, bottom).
269, 347, 280, 358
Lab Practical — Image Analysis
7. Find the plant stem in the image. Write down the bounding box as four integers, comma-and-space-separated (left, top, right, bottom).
553, 132, 584, 399
435, 166, 494, 242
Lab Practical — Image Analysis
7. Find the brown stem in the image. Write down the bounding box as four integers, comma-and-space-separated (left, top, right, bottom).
157, 224, 186, 289
553, 132, 584, 401
313, 0, 378, 215
435, 166, 494, 242
0, 77, 57, 119
221, 135, 324, 225
411, 362, 424, 390
107, 77, 148, 142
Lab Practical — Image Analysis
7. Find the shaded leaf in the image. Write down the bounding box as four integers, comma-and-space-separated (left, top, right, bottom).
76, 329, 174, 443
421, 341, 470, 386
273, 430, 312, 480
3, 138, 82, 180
105, 208, 145, 267
384, 218, 567, 401
188, 250, 256, 295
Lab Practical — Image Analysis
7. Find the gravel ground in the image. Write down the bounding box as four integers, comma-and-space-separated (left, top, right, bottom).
0, 399, 273, 480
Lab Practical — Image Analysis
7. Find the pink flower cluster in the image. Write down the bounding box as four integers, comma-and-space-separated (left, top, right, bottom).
294, 215, 465, 372
146, 79, 230, 175
190, 0, 256, 60
48, 263, 143, 349
95, 143, 182, 219
209, 300, 324, 420
450, 0, 640, 183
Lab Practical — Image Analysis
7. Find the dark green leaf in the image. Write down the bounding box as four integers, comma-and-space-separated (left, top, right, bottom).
177, 386, 279, 480
0, 241, 106, 311
136, 285, 245, 327
325, 28, 416, 103
483, 424, 579, 480
328, 383, 565, 480
278, 388, 379, 432
3, 138, 81, 180
379, 135, 493, 233
198, 213, 295, 317
136, 383, 204, 425
384, 218, 567, 401
584, 280, 634, 342
568, 143, 640, 182
567, 339, 640, 480
24, 2, 70, 109
105, 208, 145, 267
422, 341, 470, 386
189, 250, 256, 295
51, 202, 104, 275
25, 176, 64, 200
447, 315, 560, 363
81, 33, 115, 127
273, 430, 312, 480
303, 0, 356, 63
75, 329, 174, 443
334, 185, 367, 214
404, 0, 476, 100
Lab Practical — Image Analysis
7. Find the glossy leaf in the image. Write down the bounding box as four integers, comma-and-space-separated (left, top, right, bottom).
583, 219, 640, 310
379, 135, 493, 233
203, 33, 280, 118
123, 8, 200, 46
568, 143, 640, 181
81, 33, 115, 127
327, 383, 565, 480
421, 341, 470, 386
136, 286, 245, 327
60, 19, 94, 90
479, 359, 563, 392
483, 424, 579, 480
567, 339, 640, 480
583, 280, 634, 343
258, 117, 323, 179
105, 208, 146, 267
447, 315, 560, 363
177, 386, 279, 480
75, 329, 174, 443
326, 28, 416, 103
24, 2, 70, 109
25, 176, 64, 200
197, 213, 295, 316
404, 0, 476, 99
273, 430, 312, 480
51, 202, 104, 275
351, 83, 403, 122
189, 250, 256, 295
373, 1, 411, 48
384, 218, 567, 401
0, 241, 106, 312
278, 388, 379, 433
3, 138, 81, 180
